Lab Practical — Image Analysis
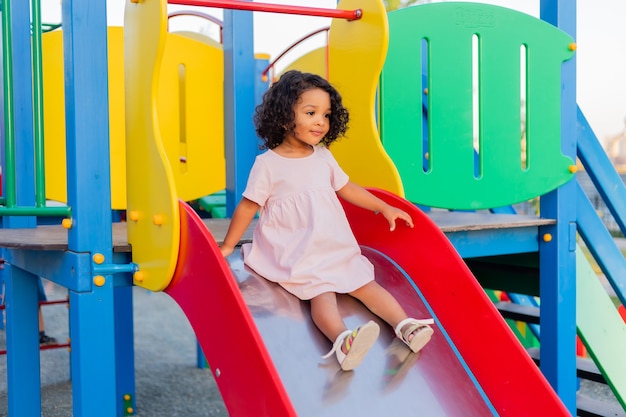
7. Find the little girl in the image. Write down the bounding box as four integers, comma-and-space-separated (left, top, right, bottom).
220, 70, 434, 371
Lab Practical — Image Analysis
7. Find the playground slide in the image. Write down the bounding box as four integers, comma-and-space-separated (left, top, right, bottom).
164, 191, 569, 416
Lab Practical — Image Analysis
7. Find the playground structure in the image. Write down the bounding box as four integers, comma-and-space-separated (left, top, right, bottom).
1, 0, 626, 417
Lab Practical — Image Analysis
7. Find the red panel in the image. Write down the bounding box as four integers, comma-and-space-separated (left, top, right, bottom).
165, 200, 296, 417
341, 189, 569, 417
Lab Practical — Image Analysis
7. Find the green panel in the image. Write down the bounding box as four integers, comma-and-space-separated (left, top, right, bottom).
382, 3, 576, 209
576, 246, 626, 409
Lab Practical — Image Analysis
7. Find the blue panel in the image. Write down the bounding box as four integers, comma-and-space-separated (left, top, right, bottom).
446, 227, 540, 259
223, 8, 257, 216
6, 249, 93, 292
5, 266, 41, 416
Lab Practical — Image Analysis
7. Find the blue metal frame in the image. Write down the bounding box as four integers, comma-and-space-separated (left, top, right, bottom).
539, 1, 578, 413
223, 7, 257, 216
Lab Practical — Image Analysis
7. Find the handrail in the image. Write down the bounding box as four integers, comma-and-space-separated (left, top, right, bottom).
577, 106, 626, 235
260, 27, 329, 82
166, 0, 362, 21
576, 106, 626, 306
167, 10, 223, 43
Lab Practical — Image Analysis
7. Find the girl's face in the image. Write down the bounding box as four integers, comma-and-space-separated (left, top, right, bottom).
284, 88, 331, 148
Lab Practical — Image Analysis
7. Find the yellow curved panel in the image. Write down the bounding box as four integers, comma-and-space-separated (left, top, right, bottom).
124, 0, 179, 291
42, 27, 225, 209
328, 0, 404, 196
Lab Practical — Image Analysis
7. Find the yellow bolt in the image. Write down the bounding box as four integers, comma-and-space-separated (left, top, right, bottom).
568, 42, 577, 51
568, 165, 578, 173
153, 214, 164, 226
128, 211, 140, 222
93, 253, 105, 264
93, 275, 106, 286
423, 87, 428, 95
62, 218, 72, 229
134, 271, 145, 283
124, 394, 131, 401
127, 407, 134, 414
543, 233, 553, 242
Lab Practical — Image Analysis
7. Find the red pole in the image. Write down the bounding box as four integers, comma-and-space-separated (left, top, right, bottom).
167, 0, 362, 21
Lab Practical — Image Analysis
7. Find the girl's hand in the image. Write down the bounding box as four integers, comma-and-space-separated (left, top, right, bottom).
220, 245, 234, 257
380, 206, 414, 231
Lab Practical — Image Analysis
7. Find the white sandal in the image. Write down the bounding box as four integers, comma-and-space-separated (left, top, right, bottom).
395, 318, 434, 353
322, 321, 380, 371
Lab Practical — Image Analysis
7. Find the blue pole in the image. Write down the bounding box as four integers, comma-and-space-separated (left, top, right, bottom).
223, 6, 257, 216
538, 0, 578, 414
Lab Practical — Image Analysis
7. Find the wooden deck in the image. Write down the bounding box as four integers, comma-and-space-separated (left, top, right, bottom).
0, 212, 554, 252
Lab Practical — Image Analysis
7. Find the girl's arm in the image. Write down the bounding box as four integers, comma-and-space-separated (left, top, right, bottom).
337, 181, 413, 231
220, 197, 260, 257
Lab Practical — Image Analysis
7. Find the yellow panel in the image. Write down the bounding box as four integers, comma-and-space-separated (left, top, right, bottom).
124, 0, 179, 291
42, 27, 225, 209
328, 0, 404, 196
42, 28, 127, 209
157, 33, 225, 201
282, 47, 328, 80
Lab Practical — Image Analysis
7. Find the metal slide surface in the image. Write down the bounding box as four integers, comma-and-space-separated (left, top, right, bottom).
166, 196, 569, 416
226, 247, 495, 416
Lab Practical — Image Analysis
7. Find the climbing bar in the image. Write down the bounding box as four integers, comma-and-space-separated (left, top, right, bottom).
0, 298, 69, 311
166, 0, 362, 21
31, 0, 48, 208
0, 342, 71, 355
0, 206, 71, 217
261, 27, 330, 80
93, 262, 139, 276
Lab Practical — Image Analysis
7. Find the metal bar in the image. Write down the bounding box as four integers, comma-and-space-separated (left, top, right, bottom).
167, 0, 362, 20
0, 298, 68, 310
31, 0, 47, 207
0, 206, 71, 216
0, 343, 71, 355
261, 27, 329, 79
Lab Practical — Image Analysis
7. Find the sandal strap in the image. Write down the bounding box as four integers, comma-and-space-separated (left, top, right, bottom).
322, 329, 353, 359
394, 317, 434, 340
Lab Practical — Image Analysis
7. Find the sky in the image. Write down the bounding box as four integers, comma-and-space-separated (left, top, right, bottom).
40, 0, 626, 147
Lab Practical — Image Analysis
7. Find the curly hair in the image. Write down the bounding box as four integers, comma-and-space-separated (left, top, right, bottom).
254, 70, 349, 150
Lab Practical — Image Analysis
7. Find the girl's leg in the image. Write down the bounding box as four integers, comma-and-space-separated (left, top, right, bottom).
349, 281, 408, 328
310, 292, 348, 342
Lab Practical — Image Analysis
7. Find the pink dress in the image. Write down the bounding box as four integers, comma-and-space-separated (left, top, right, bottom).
241, 145, 374, 300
